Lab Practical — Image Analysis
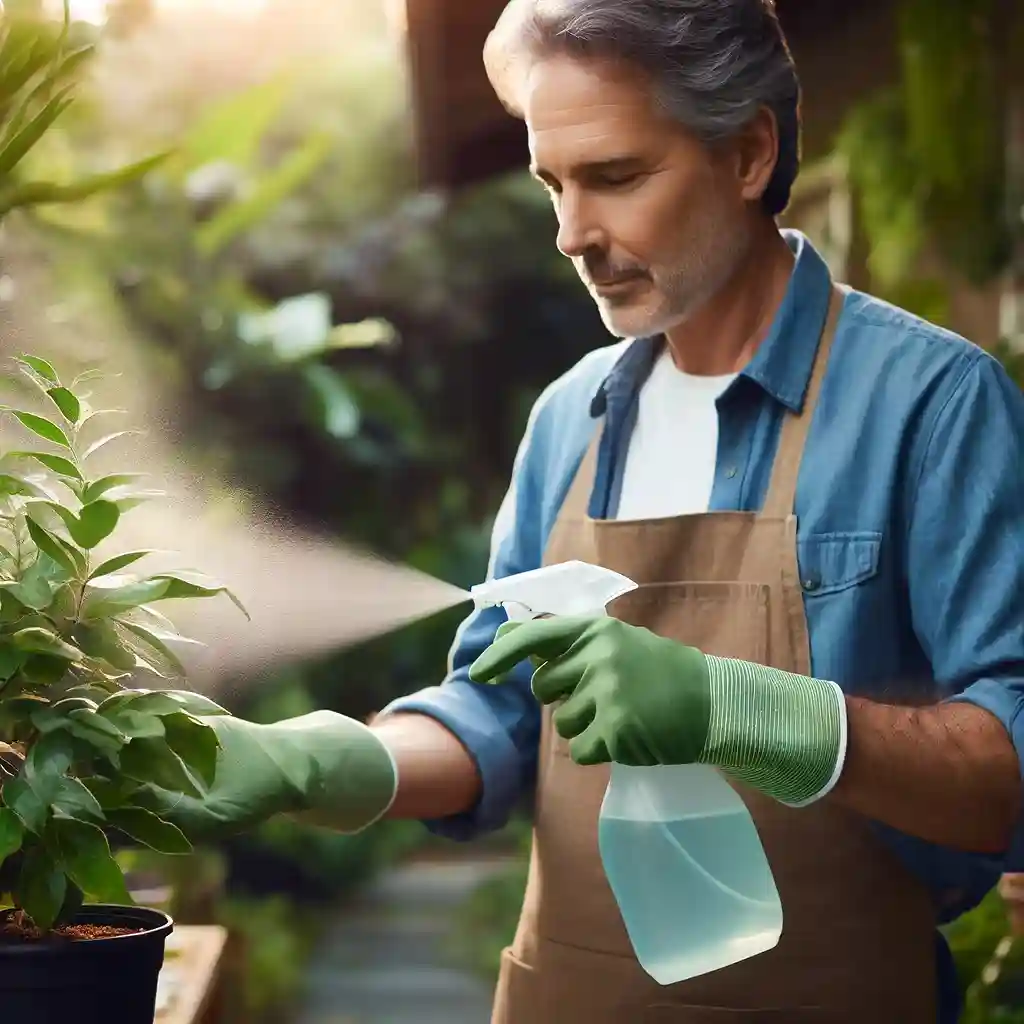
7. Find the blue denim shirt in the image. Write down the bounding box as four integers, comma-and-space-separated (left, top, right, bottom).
383, 231, 1024, 1020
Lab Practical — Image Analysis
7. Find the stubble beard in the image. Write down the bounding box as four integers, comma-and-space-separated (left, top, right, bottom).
595, 208, 754, 341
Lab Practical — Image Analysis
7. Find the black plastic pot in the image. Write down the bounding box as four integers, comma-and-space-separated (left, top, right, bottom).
0, 904, 173, 1023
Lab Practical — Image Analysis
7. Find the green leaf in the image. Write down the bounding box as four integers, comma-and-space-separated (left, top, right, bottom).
0, 84, 75, 178
81, 577, 170, 619
175, 71, 293, 175
0, 694, 49, 738
0, 549, 70, 611
133, 603, 179, 632
77, 404, 125, 429
80, 778, 130, 810
0, 694, 51, 718
196, 131, 333, 257
45, 387, 81, 425
47, 818, 133, 905
303, 363, 360, 440
80, 430, 141, 461
64, 708, 127, 761
30, 695, 96, 731
15, 847, 67, 931
16, 356, 59, 385
120, 737, 202, 797
71, 368, 105, 388
11, 627, 82, 662
50, 776, 105, 825
48, 500, 119, 549
0, 472, 50, 497
3, 555, 57, 609
52, 586, 77, 629
162, 712, 219, 788
73, 621, 137, 671
8, 450, 82, 480
148, 571, 249, 618
3, 409, 72, 449
2, 776, 48, 833
117, 620, 189, 678
0, 46, 57, 128
0, 807, 25, 863
24, 732, 74, 785
6, 44, 93, 141
0, 644, 25, 681
108, 490, 166, 514
101, 707, 165, 740
0, 580, 50, 613
61, 683, 116, 704
21, 654, 72, 687
25, 518, 82, 577
107, 807, 190, 855
29, 698, 126, 762
0, 151, 171, 218
88, 550, 154, 580
81, 475, 146, 505
100, 688, 229, 719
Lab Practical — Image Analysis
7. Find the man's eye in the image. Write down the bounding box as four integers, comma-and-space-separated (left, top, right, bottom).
596, 173, 641, 190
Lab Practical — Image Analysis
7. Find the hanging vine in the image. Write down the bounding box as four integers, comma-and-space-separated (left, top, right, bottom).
835, 0, 1013, 294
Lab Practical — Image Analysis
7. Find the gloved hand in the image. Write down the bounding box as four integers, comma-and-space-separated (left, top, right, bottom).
469, 616, 846, 807
148, 711, 397, 838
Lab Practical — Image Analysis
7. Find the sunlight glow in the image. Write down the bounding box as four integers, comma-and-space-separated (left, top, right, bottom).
64, 0, 273, 23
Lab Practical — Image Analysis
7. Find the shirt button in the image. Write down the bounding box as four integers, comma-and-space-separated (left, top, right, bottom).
726, 466, 738, 479
802, 576, 821, 592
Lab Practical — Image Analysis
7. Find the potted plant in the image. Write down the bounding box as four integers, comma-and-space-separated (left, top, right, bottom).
0, 351, 247, 1020
0, 4, 232, 1014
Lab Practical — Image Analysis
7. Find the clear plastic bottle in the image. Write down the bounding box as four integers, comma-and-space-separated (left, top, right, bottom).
471, 560, 783, 986
599, 761, 782, 984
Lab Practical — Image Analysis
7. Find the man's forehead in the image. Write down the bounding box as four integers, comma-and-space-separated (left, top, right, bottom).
523, 53, 655, 125
523, 55, 662, 173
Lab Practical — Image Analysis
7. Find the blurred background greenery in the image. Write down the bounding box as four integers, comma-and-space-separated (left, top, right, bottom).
0, 0, 1022, 1021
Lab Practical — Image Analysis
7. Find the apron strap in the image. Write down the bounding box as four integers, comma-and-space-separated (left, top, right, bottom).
560, 428, 601, 521
761, 284, 847, 519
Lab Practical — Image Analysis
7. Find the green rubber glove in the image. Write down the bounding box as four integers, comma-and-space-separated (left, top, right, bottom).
149, 711, 397, 838
469, 616, 847, 807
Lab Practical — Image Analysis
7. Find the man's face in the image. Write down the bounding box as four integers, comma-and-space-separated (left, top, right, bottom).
524, 54, 755, 339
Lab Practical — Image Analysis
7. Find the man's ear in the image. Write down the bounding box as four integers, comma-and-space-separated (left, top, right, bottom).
735, 106, 779, 205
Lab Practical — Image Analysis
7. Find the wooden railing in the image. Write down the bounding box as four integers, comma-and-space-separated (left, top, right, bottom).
155, 925, 229, 1024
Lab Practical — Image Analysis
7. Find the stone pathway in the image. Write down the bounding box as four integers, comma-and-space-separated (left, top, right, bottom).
295, 854, 514, 1024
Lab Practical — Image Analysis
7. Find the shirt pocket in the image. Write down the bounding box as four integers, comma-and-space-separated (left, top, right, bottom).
795, 531, 882, 597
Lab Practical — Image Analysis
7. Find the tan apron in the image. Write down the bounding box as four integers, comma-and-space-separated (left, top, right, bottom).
491, 286, 938, 1023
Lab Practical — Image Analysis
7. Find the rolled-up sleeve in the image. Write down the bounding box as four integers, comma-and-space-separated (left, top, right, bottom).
905, 350, 1024, 869
378, 398, 550, 840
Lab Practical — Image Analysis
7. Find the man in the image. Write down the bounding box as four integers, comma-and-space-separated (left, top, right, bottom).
167, 1, 1024, 1021
374, 0, 1024, 1019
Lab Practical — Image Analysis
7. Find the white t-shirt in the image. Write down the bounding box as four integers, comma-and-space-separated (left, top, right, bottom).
615, 347, 737, 520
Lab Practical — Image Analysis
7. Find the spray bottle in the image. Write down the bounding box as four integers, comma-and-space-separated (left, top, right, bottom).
471, 560, 783, 985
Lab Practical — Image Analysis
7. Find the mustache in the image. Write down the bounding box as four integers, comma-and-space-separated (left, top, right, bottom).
578, 250, 648, 284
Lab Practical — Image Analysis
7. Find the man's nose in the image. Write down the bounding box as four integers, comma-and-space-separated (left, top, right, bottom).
555, 192, 601, 258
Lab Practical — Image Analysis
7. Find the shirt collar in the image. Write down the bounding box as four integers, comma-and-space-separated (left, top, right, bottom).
590, 229, 834, 417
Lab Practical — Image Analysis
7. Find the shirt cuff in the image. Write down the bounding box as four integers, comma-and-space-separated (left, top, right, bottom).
378, 681, 527, 842
947, 677, 1024, 871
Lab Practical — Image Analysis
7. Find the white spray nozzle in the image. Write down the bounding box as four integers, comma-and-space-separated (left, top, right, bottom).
470, 560, 638, 622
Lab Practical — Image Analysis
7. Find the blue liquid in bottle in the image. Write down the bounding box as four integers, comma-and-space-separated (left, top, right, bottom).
598, 762, 782, 985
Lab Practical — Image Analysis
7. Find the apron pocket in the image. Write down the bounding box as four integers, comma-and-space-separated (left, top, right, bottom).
644, 1007, 840, 1022
610, 581, 771, 662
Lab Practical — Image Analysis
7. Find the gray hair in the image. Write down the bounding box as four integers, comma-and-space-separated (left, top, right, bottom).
484, 0, 801, 216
